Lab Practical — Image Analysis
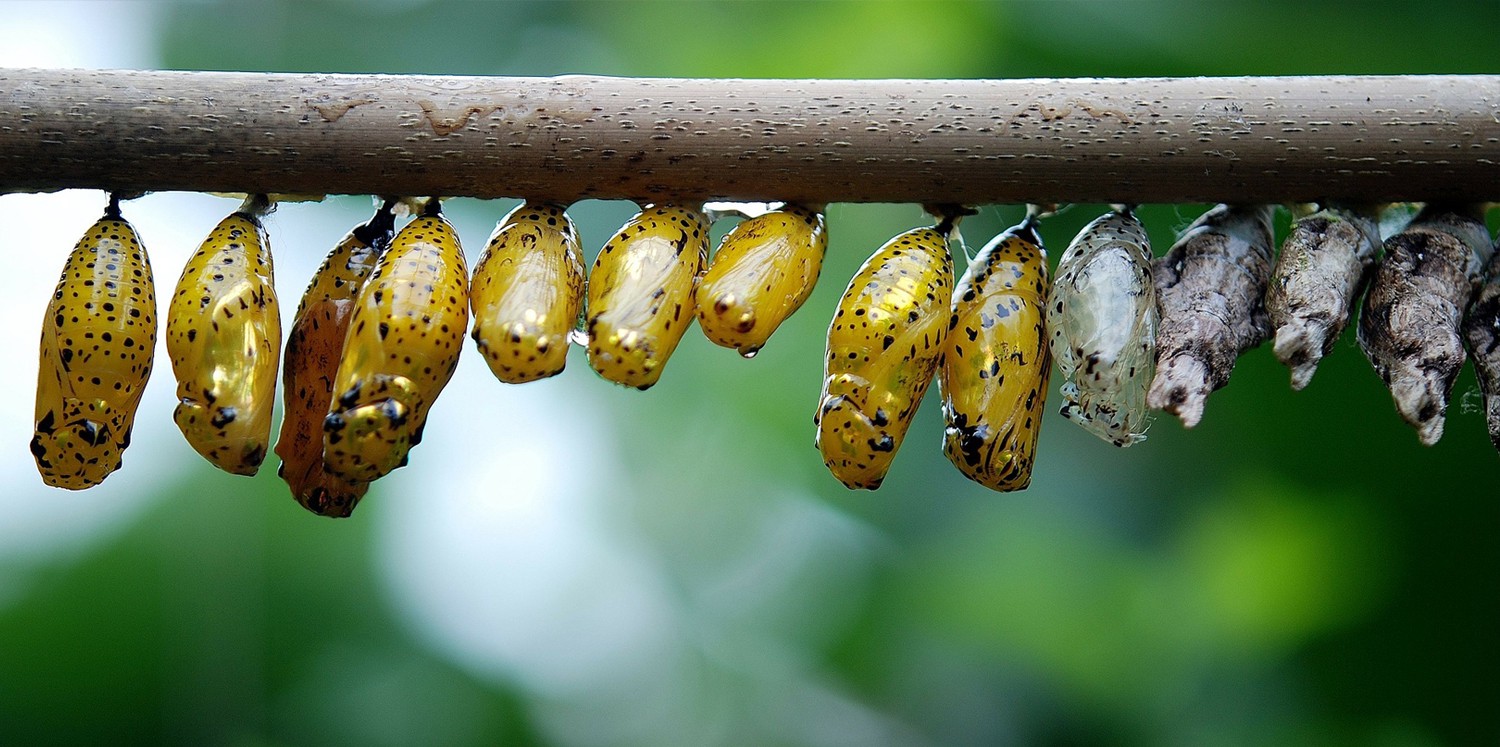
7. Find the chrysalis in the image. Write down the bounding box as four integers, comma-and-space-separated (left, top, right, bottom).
941, 215, 1051, 491
585, 203, 709, 389
1265, 204, 1383, 390
166, 195, 280, 475
816, 209, 962, 490
1359, 203, 1492, 445
32, 195, 158, 489
1463, 235, 1500, 453
695, 203, 828, 356
1147, 204, 1275, 428
274, 199, 397, 517
470, 201, 585, 383
324, 198, 470, 482
1046, 207, 1155, 447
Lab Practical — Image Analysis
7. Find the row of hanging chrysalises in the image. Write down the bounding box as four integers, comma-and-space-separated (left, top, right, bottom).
32, 194, 1499, 515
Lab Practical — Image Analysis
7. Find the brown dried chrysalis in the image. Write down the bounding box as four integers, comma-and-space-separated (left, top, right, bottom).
1359, 203, 1492, 446
1147, 204, 1276, 428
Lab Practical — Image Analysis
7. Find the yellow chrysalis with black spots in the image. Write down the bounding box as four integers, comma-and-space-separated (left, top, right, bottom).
585, 203, 709, 389
166, 196, 281, 476
815, 215, 958, 490
470, 201, 584, 383
32, 195, 157, 490
323, 198, 470, 483
695, 203, 828, 357
940, 217, 1051, 492
274, 199, 398, 518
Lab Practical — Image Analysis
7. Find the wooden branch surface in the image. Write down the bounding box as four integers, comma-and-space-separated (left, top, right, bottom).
1, 69, 1497, 204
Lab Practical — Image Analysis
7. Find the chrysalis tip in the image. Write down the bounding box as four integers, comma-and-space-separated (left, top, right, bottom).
1147, 355, 1211, 428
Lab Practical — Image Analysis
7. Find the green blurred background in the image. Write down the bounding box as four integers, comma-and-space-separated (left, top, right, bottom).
0, 1, 1497, 745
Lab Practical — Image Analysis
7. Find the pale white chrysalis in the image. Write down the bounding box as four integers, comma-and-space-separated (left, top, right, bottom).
1045, 207, 1157, 447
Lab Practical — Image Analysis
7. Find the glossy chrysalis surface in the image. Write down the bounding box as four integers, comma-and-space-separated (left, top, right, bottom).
941, 217, 1051, 491
274, 200, 397, 517
585, 203, 709, 389
470, 201, 585, 383
817, 214, 957, 490
324, 199, 470, 482
32, 197, 158, 489
166, 197, 280, 475
695, 203, 828, 356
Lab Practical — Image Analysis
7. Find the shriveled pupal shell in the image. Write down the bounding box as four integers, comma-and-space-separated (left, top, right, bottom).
1266, 205, 1382, 390
1464, 238, 1500, 453
1147, 204, 1276, 428
1360, 203, 1492, 445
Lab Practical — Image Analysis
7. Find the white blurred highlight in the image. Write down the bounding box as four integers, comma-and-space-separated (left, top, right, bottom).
374, 364, 682, 696
0, 2, 154, 69
374, 357, 890, 745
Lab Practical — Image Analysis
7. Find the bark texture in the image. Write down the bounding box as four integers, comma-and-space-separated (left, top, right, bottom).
1463, 244, 1500, 453
1148, 204, 1276, 428
1266, 205, 1383, 390
1, 70, 1498, 203
1358, 205, 1492, 445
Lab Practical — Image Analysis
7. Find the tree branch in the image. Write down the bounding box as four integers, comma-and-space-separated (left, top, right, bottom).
1, 69, 1497, 204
